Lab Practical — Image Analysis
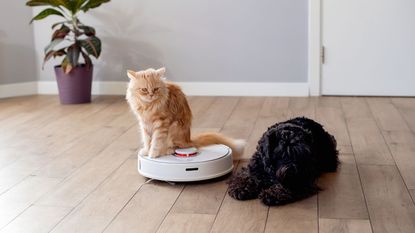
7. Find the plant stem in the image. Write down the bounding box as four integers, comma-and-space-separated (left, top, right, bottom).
72, 15, 79, 42
71, 14, 79, 66
58, 6, 71, 20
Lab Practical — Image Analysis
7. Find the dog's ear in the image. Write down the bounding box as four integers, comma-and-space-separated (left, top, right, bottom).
258, 127, 278, 158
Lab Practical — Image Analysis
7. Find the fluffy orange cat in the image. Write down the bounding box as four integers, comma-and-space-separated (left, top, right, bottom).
126, 67, 244, 158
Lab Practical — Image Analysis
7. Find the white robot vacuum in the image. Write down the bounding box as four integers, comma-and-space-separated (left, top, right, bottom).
138, 144, 233, 182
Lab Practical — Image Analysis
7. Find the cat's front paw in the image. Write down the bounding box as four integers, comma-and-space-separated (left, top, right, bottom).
138, 148, 149, 156
148, 149, 161, 158
166, 147, 175, 155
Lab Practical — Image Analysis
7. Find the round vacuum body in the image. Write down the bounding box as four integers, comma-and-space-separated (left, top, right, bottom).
137, 144, 233, 182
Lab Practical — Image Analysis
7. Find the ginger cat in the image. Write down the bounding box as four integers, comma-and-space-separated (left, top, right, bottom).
126, 67, 245, 158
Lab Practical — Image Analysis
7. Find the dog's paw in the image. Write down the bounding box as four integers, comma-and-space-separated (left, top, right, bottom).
259, 189, 280, 206
227, 169, 260, 200
228, 180, 260, 200
138, 148, 149, 156
259, 184, 292, 206
228, 186, 257, 200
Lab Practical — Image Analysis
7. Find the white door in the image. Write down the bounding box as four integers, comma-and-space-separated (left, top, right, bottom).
322, 0, 415, 96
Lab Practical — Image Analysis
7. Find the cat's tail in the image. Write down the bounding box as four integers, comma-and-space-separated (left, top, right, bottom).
191, 132, 246, 160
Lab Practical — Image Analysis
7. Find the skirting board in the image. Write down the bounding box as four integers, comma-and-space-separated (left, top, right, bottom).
0, 81, 309, 98
0, 82, 38, 98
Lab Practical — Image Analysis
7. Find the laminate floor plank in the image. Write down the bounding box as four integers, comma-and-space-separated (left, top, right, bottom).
170, 161, 238, 215
367, 98, 415, 189
318, 155, 368, 219
210, 162, 268, 233
358, 165, 415, 233
1, 96, 415, 233
0, 205, 71, 233
319, 219, 372, 233
0, 98, 127, 187
0, 176, 61, 229
102, 182, 184, 233
341, 98, 394, 165
316, 97, 351, 147
50, 158, 145, 233
156, 213, 215, 233
220, 97, 265, 140
192, 96, 239, 129
391, 98, 415, 132
36, 126, 138, 207
265, 196, 317, 233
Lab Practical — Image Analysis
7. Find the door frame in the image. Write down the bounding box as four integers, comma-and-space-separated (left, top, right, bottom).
308, 0, 322, 96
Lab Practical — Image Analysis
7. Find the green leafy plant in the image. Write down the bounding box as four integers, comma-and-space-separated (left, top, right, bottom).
26, 0, 111, 73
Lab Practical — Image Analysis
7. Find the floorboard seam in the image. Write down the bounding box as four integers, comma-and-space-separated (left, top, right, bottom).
365, 98, 415, 207
341, 98, 375, 233
46, 157, 132, 233
153, 184, 185, 233
208, 160, 240, 233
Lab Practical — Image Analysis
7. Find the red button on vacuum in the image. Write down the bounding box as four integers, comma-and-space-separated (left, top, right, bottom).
175, 147, 198, 157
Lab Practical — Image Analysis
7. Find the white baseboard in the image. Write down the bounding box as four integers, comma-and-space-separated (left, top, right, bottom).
1, 81, 309, 98
0, 82, 38, 98
178, 82, 309, 96
37, 81, 128, 95
36, 81, 56, 95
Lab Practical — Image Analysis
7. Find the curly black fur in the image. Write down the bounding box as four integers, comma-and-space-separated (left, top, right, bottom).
228, 117, 339, 206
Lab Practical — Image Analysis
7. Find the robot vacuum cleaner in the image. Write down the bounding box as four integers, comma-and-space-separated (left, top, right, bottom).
138, 144, 233, 182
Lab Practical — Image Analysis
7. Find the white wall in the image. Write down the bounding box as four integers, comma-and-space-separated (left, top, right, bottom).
0, 2, 37, 85
33, 0, 308, 83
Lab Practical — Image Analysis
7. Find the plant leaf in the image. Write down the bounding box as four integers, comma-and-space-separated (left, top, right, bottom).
44, 38, 64, 53
81, 0, 110, 12
51, 24, 70, 40
56, 0, 87, 14
54, 48, 67, 57
26, 0, 61, 7
75, 0, 88, 11
55, 0, 75, 13
43, 48, 66, 68
81, 50, 92, 68
51, 20, 70, 29
67, 44, 80, 67
61, 56, 73, 74
43, 50, 55, 69
80, 36, 101, 58
30, 8, 65, 23
78, 25, 95, 36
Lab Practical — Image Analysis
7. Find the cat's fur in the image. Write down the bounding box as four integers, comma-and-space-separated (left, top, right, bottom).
126, 67, 245, 158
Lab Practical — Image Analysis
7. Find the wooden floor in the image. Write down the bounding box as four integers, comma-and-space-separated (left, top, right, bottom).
0, 95, 415, 233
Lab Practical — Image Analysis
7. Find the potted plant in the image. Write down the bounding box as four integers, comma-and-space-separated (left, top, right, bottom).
26, 0, 111, 104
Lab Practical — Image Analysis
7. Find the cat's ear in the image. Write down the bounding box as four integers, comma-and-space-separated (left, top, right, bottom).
127, 70, 137, 80
156, 67, 166, 77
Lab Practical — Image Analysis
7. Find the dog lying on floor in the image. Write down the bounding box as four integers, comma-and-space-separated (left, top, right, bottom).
228, 117, 339, 206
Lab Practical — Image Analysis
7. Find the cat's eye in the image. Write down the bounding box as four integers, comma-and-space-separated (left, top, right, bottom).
140, 88, 148, 93
154, 88, 160, 92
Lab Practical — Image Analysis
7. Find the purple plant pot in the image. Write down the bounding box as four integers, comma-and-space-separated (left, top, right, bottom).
54, 65, 93, 104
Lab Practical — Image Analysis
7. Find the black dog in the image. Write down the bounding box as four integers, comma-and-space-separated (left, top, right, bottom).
228, 117, 339, 206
